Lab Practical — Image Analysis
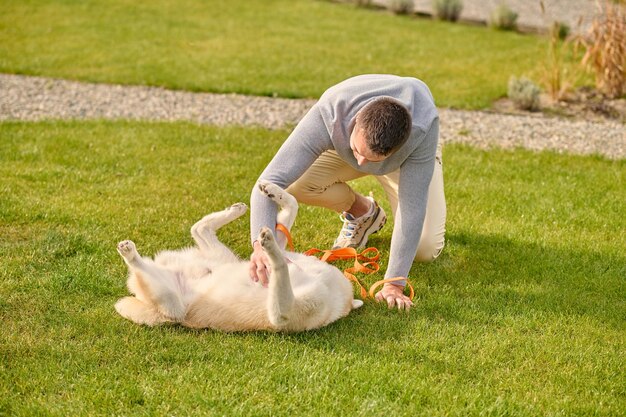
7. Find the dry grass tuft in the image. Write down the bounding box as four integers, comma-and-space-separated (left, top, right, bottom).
538, 1, 582, 101
578, 0, 626, 98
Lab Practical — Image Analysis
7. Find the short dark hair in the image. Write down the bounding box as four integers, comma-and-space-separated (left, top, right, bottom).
357, 97, 412, 156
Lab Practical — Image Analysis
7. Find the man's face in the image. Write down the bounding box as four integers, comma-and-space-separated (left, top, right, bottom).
349, 126, 387, 166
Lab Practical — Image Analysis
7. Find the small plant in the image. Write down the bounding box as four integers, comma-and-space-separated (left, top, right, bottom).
555, 21, 570, 40
543, 21, 573, 100
489, 3, 518, 31
353, 0, 373, 8
538, 1, 582, 101
578, 0, 626, 98
508, 76, 541, 111
433, 0, 463, 22
388, 0, 414, 15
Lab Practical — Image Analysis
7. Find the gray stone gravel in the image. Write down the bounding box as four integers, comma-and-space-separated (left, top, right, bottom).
1, 74, 624, 159
438, 108, 625, 159
0, 74, 315, 130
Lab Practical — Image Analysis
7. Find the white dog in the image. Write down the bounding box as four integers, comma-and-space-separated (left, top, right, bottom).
115, 181, 363, 332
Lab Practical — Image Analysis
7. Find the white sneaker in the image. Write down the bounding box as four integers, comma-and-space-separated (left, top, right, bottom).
332, 197, 387, 250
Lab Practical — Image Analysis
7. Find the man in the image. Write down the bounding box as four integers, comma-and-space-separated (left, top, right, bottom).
249, 74, 446, 310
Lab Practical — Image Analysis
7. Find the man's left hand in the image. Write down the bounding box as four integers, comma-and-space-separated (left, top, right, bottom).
374, 282, 413, 311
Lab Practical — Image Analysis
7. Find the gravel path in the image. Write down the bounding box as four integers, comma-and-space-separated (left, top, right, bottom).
1, 74, 624, 160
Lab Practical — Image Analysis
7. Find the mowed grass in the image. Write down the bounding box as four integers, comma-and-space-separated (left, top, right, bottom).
0, 0, 550, 108
0, 121, 624, 416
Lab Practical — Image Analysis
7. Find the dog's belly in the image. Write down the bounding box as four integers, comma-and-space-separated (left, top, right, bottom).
184, 262, 273, 330
191, 262, 253, 294
183, 255, 352, 331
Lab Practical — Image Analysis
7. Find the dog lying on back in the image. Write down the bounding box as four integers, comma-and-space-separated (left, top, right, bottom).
115, 181, 363, 332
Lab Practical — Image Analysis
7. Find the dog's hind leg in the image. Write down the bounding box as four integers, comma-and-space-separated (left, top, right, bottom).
259, 227, 295, 329
115, 296, 169, 326
191, 203, 247, 263
257, 181, 298, 250
117, 240, 186, 321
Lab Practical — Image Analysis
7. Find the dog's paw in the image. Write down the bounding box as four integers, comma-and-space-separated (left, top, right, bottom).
257, 180, 284, 201
259, 227, 275, 249
117, 240, 136, 259
228, 202, 248, 216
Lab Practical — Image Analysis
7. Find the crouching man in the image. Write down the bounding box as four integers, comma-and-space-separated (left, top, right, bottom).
249, 74, 446, 310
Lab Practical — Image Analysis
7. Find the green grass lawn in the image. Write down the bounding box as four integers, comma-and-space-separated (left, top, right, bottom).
1, 121, 624, 416
0, 0, 554, 108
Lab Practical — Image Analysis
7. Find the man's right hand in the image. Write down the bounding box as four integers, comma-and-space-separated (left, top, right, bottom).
374, 281, 413, 311
249, 240, 270, 287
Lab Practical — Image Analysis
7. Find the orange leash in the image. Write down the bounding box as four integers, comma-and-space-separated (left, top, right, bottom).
305, 247, 414, 301
275, 223, 294, 251
304, 246, 380, 299
276, 223, 414, 300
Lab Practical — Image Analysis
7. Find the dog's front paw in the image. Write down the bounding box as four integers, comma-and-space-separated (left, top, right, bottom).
257, 180, 284, 202
117, 240, 137, 259
259, 227, 275, 249
229, 202, 248, 216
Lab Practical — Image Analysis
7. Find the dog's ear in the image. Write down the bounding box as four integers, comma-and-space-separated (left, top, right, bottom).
351, 300, 364, 309
115, 296, 169, 326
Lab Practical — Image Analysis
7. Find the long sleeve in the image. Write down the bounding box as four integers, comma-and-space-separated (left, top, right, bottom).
385, 120, 439, 283
250, 105, 333, 243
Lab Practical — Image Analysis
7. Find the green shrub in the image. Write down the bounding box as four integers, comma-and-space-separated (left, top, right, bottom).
555, 21, 570, 40
490, 3, 518, 31
388, 0, 414, 15
433, 0, 463, 22
508, 76, 541, 110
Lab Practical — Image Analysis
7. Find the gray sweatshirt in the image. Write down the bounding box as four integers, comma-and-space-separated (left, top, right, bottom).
250, 74, 439, 283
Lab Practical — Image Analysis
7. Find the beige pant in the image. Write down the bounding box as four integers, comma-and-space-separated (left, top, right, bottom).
286, 143, 446, 262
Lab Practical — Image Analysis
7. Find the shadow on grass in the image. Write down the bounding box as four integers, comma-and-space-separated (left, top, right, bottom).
226, 230, 625, 353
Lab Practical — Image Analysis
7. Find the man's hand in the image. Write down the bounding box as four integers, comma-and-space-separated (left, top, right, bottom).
374, 282, 413, 311
249, 240, 270, 287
